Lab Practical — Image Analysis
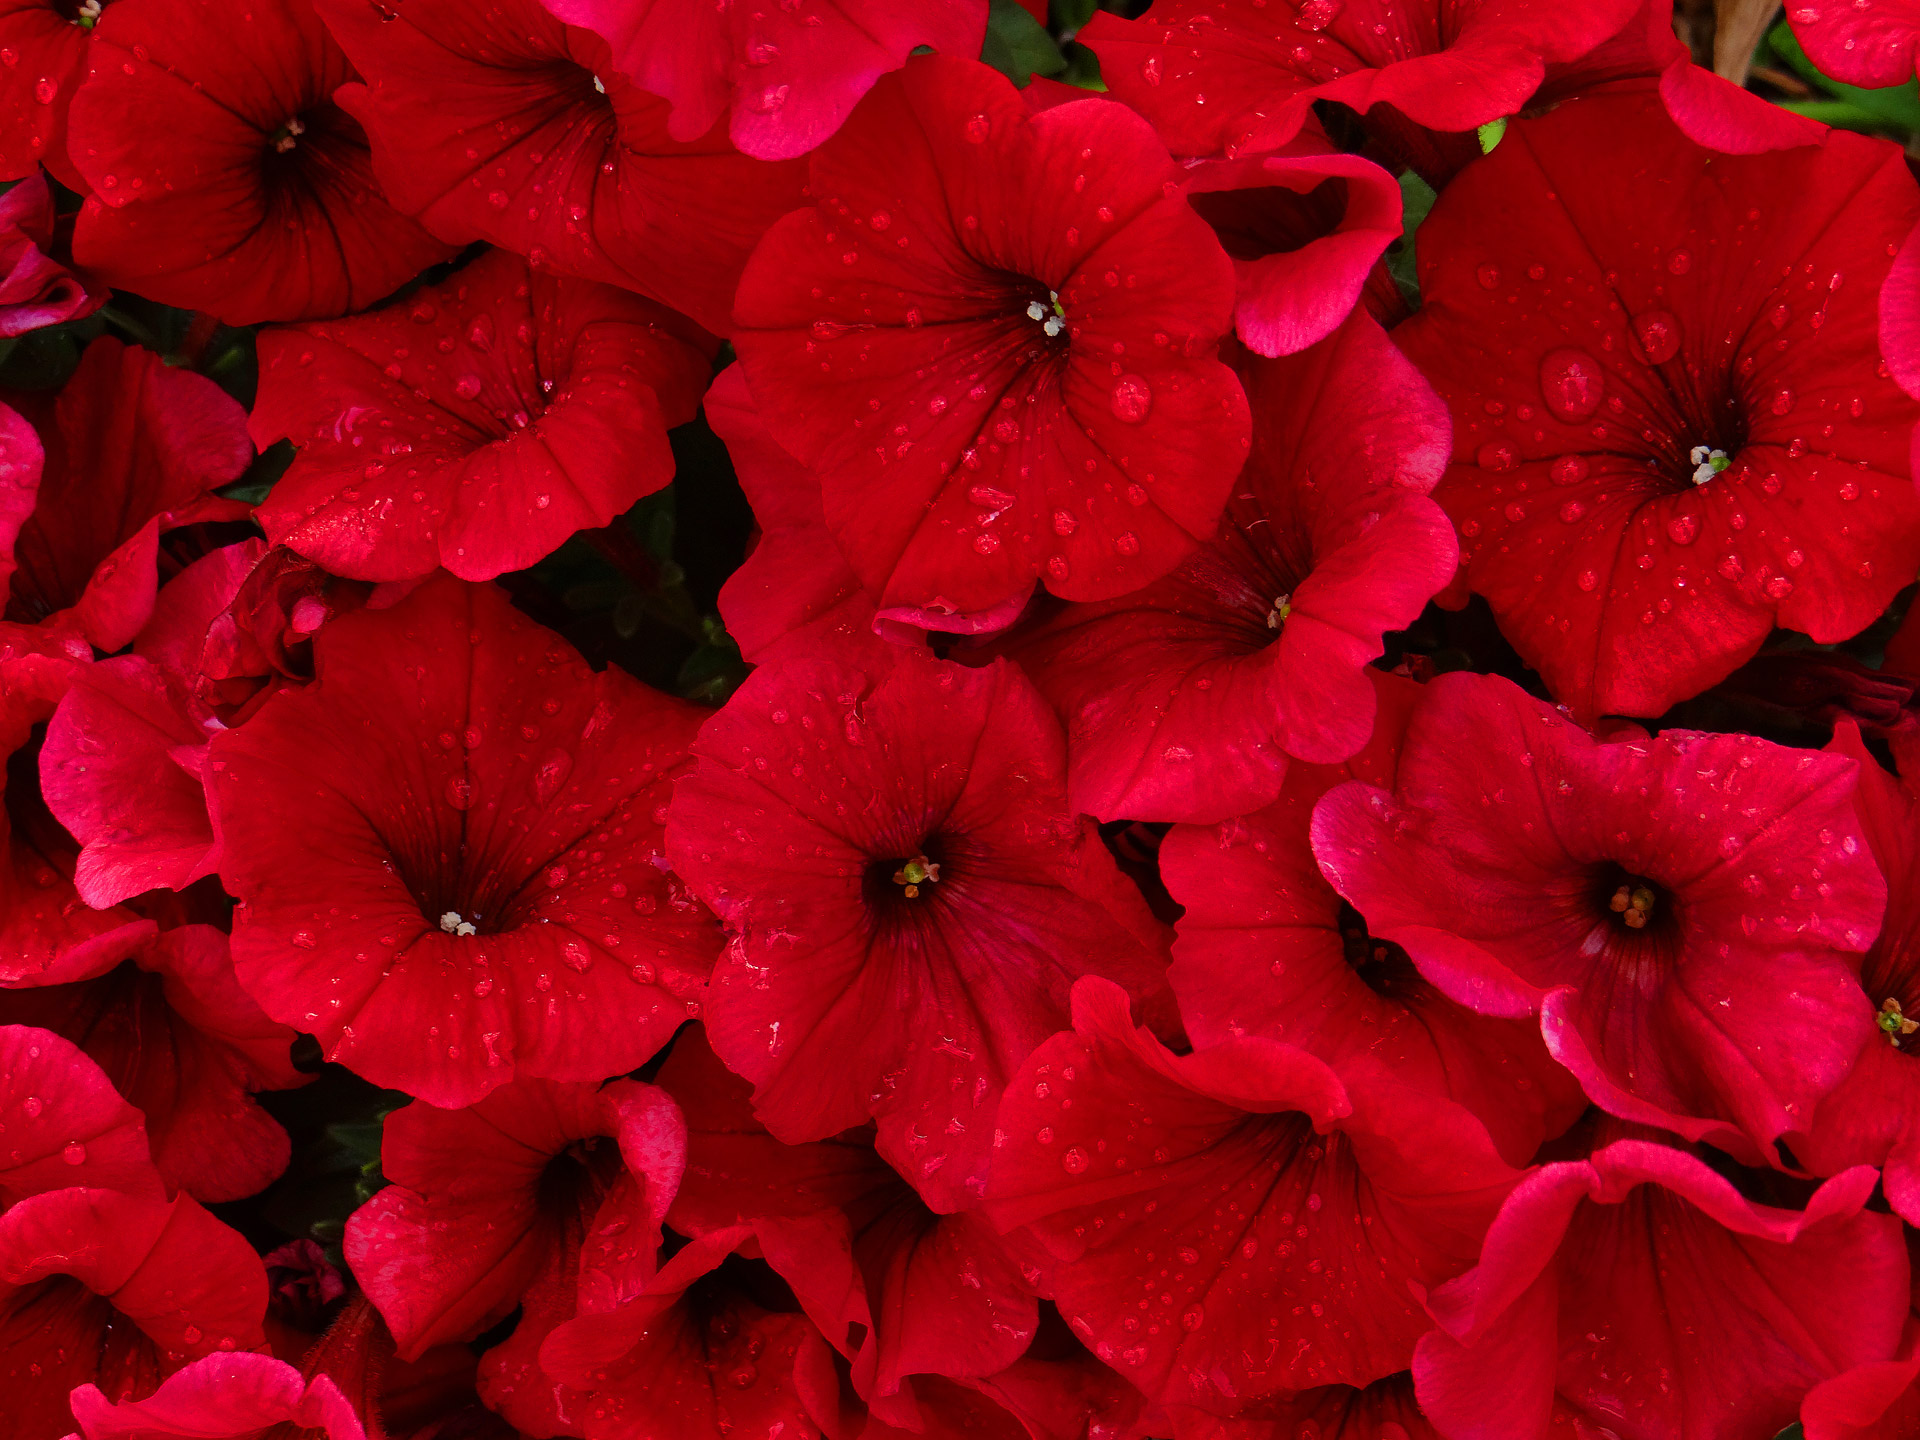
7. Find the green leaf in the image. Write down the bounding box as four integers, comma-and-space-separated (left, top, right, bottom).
1056, 0, 1099, 30
1769, 20, 1920, 131
981, 0, 1066, 86
1773, 1426, 1805, 1440
1476, 116, 1508, 153
219, 437, 293, 506
1058, 41, 1107, 90
1387, 170, 1438, 310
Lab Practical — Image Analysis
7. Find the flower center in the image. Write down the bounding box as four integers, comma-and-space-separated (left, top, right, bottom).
72, 0, 101, 28
1266, 593, 1292, 630
439, 910, 479, 938
1609, 882, 1658, 930
1689, 445, 1730, 487
1880, 997, 1919, 1048
1025, 291, 1066, 339
891, 854, 940, 899
269, 116, 307, 154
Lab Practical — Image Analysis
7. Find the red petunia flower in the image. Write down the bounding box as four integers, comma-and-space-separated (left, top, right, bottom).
0, 172, 98, 337
3, 338, 251, 652
1179, 129, 1406, 359
208, 574, 721, 1107
0, 1185, 267, 1440
1791, 0, 1920, 88
656, 1027, 1036, 1425
985, 976, 1521, 1409
1157, 1374, 1441, 1440
0, 926, 303, 1204
1310, 670, 1882, 1163
249, 247, 713, 584
0, 0, 96, 185
65, 0, 453, 324
536, 0, 987, 161
999, 311, 1455, 824
1079, 0, 1641, 173
1160, 670, 1586, 1168
40, 653, 218, 908
731, 55, 1251, 622
0, 627, 153, 986
665, 631, 1173, 1213
1796, 724, 1920, 1225
538, 1223, 837, 1440
65, 1352, 367, 1440
0, 1022, 160, 1201
37, 541, 269, 911
1393, 89, 1920, 721
708, 365, 866, 665
0, 403, 40, 626
345, 1076, 683, 1436
1412, 1138, 1908, 1440
1799, 1313, 1920, 1440
317, 0, 808, 338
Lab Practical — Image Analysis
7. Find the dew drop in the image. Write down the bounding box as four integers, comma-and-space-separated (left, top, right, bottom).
1109, 374, 1152, 424
1539, 348, 1605, 422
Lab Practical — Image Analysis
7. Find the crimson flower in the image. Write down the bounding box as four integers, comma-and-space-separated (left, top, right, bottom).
66, 0, 453, 324
37, 541, 267, 910
1311, 671, 1882, 1162
0, 926, 303, 1203
999, 311, 1455, 824
65, 1353, 367, 1440
0, 1186, 267, 1440
665, 631, 1173, 1212
1799, 1320, 1920, 1440
1178, 129, 1405, 358
4, 337, 250, 652
208, 575, 720, 1106
1393, 89, 1920, 720
1790, 0, 1920, 87
1795, 724, 1920, 1225
656, 1027, 1036, 1426
0, 0, 96, 185
0, 1022, 160, 1201
250, 248, 714, 583
708, 365, 1032, 659
345, 1076, 682, 1436
0, 172, 97, 337
537, 0, 987, 161
1081, 0, 1641, 171
732, 54, 1250, 622
1, 627, 153, 986
540, 1222, 838, 1440
1159, 1375, 1441, 1440
317, 0, 807, 338
1161, 671, 1586, 1167
1413, 1138, 1908, 1440
985, 977, 1521, 1409
708, 366, 867, 665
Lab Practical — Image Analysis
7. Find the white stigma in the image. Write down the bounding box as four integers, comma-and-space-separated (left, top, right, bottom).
1266, 593, 1292, 630
272, 116, 306, 154
593, 75, 606, 94
439, 911, 478, 937
1689, 446, 1729, 486
76, 0, 101, 18
1028, 290, 1065, 338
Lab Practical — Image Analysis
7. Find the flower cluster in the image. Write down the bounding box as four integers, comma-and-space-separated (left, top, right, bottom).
2, 0, 1920, 1437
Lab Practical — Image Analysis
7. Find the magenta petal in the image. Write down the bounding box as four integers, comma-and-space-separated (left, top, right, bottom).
66, 1353, 366, 1440
41, 654, 216, 909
